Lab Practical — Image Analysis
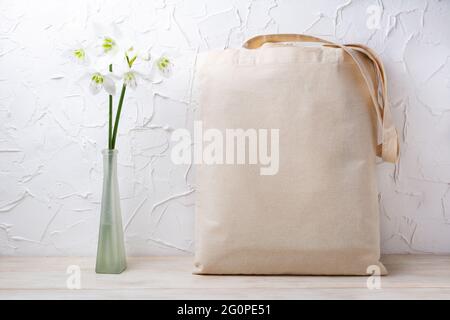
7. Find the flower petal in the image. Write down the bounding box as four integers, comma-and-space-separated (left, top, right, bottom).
149, 65, 164, 84
89, 80, 102, 95
103, 76, 116, 95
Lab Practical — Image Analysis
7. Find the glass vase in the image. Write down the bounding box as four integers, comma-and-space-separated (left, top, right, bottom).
95, 149, 127, 274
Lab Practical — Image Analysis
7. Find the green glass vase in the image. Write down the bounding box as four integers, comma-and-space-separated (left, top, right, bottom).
95, 149, 127, 274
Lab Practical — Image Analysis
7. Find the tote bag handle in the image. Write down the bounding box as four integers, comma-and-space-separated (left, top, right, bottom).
243, 34, 399, 163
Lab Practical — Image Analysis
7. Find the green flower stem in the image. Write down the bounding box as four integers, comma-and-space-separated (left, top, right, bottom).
111, 84, 127, 150
108, 64, 113, 149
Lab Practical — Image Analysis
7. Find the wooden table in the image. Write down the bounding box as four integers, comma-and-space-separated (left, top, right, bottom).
1, 255, 449, 299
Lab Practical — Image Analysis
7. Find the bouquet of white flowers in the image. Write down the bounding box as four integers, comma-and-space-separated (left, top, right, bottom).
66, 23, 173, 149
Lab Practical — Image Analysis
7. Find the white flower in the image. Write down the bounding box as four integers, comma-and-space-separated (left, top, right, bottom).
78, 57, 117, 95
66, 23, 177, 94
117, 62, 147, 90
89, 72, 116, 95
101, 37, 118, 55
92, 23, 149, 61
155, 55, 173, 78
123, 71, 138, 89
72, 48, 89, 65
112, 47, 151, 90
63, 42, 91, 66
92, 23, 125, 58
148, 48, 178, 82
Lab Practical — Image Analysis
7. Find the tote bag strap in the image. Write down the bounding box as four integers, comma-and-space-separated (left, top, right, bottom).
243, 34, 399, 163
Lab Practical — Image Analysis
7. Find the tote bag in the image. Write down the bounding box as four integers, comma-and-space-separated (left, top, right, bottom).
193, 34, 399, 275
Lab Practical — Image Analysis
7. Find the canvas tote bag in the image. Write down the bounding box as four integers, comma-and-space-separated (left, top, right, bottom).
193, 34, 399, 275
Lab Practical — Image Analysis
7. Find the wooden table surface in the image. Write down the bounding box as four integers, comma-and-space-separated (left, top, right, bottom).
0, 255, 449, 300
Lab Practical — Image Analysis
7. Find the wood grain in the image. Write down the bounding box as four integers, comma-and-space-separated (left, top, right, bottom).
0, 255, 449, 299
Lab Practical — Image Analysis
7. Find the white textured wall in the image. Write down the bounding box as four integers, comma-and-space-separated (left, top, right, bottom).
0, 0, 449, 256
